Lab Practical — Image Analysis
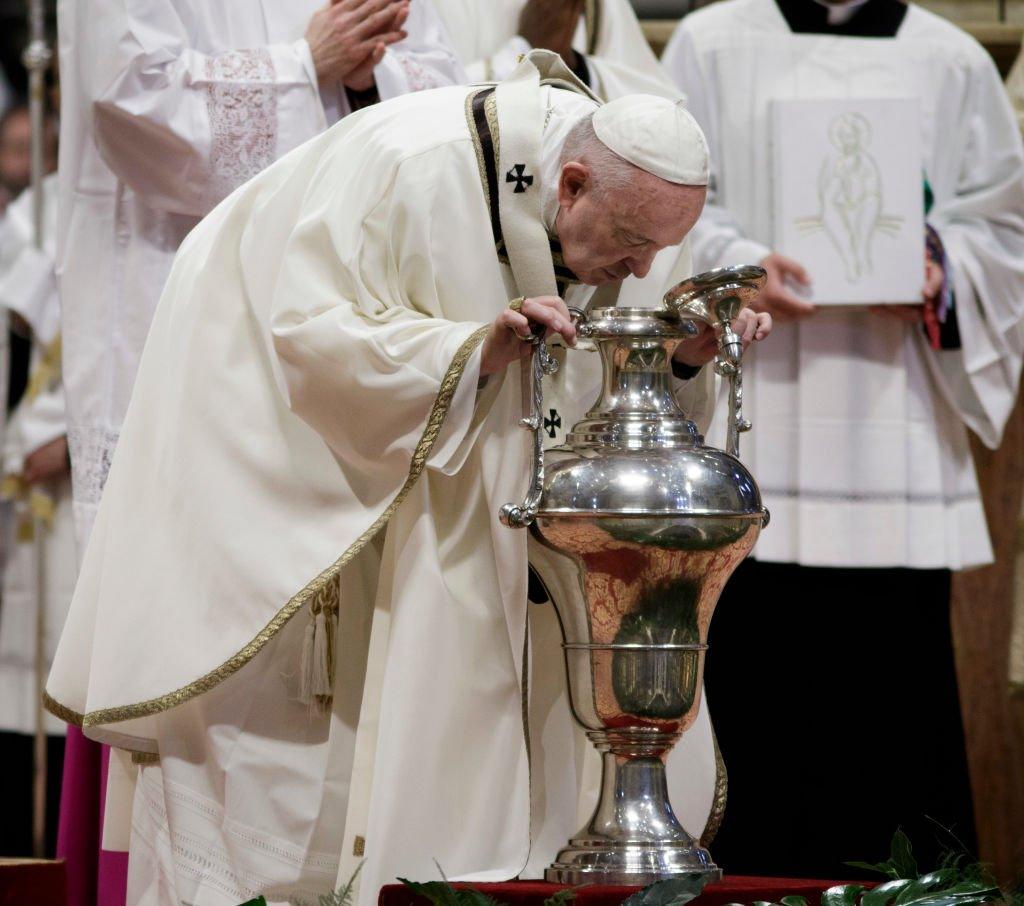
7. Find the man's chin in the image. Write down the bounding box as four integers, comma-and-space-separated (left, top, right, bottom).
580, 268, 616, 286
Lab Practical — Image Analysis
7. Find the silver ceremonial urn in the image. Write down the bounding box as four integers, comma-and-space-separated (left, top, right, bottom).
501, 265, 770, 886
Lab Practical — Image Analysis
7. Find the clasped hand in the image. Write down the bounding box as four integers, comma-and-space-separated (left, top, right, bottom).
480, 296, 773, 377
306, 0, 410, 90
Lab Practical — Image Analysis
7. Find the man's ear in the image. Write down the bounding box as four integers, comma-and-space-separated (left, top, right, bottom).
557, 161, 590, 210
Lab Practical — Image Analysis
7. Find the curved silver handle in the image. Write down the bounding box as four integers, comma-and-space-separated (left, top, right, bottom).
662, 266, 766, 459
499, 321, 560, 529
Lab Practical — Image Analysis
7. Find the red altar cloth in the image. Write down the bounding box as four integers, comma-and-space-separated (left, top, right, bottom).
0, 858, 67, 906
380, 876, 853, 906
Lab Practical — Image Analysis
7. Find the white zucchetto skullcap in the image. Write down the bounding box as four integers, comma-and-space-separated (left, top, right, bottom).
592, 95, 709, 187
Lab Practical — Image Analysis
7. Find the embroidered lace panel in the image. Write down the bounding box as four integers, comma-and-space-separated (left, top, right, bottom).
68, 423, 120, 507
398, 53, 451, 92
204, 48, 278, 204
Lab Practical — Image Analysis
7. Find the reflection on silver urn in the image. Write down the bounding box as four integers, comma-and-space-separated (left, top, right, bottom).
501, 266, 770, 886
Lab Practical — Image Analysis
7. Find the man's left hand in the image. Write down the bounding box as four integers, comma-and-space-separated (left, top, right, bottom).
673, 308, 773, 369
23, 435, 70, 486
868, 252, 944, 324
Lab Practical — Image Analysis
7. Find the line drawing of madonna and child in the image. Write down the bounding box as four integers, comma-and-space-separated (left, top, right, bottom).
794, 111, 904, 283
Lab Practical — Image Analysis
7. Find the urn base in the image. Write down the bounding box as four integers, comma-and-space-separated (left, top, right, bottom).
544, 841, 721, 886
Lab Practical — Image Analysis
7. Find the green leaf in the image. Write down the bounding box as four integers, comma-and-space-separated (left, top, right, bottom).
238, 899, 267, 906
542, 889, 577, 906
398, 879, 464, 906
318, 860, 365, 906
861, 879, 916, 906
822, 884, 869, 906
890, 832, 920, 881
621, 875, 712, 906
780, 897, 810, 906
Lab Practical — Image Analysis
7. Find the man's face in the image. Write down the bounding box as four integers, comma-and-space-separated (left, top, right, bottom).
0, 109, 32, 198
554, 162, 707, 286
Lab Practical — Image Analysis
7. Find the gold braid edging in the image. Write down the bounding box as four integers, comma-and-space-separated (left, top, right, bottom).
584, 0, 602, 56
43, 326, 490, 730
700, 727, 728, 848
42, 691, 84, 727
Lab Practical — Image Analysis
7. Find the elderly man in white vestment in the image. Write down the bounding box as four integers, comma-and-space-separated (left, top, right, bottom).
55, 2, 465, 897
663, 0, 1024, 877
432, 0, 726, 833
45, 54, 772, 904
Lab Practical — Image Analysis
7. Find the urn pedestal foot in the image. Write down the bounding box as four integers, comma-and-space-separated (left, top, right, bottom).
545, 753, 721, 886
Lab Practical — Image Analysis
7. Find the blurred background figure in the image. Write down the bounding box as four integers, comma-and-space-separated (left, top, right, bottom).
0, 105, 32, 214
0, 165, 75, 861
434, 0, 675, 98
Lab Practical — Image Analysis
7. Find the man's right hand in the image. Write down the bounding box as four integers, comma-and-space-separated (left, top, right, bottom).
756, 253, 816, 321
306, 0, 409, 87
480, 296, 578, 377
519, 0, 586, 67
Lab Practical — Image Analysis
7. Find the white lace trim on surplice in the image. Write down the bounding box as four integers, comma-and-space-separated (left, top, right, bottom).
68, 422, 120, 507
398, 53, 451, 92
135, 768, 339, 903
204, 48, 278, 203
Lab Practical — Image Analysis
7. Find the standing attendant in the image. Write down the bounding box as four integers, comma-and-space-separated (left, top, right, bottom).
662, 0, 1024, 876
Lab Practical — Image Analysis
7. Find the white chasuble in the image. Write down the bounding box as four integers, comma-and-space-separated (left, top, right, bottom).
663, 0, 1024, 569
56, 0, 465, 552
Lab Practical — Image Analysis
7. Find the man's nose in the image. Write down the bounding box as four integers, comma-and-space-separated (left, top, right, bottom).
628, 249, 657, 279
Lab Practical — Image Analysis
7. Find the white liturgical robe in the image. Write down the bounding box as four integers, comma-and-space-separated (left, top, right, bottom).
56, 0, 465, 551
46, 63, 716, 903
663, 0, 1024, 569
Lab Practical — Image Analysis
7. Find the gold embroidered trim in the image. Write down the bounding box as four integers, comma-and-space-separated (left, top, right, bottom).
42, 691, 83, 727
484, 92, 501, 174
43, 326, 490, 729
466, 91, 492, 225
131, 752, 160, 766
584, 0, 602, 57
701, 727, 728, 847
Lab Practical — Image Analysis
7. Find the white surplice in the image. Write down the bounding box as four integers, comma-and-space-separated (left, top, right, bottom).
46, 63, 715, 902
0, 174, 77, 736
663, 0, 1024, 569
56, 0, 466, 552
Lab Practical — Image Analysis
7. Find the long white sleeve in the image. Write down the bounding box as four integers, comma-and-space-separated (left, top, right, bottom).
924, 52, 1024, 449
374, 0, 467, 99
88, 1, 327, 218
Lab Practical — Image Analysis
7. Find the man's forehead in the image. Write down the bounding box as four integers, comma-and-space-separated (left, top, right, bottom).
612, 184, 703, 241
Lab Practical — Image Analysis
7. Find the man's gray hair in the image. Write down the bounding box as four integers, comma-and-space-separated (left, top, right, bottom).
560, 112, 645, 197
